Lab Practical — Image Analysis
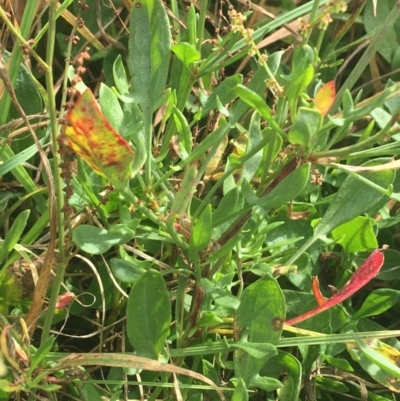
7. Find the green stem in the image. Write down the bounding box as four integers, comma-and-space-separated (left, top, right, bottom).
196, 0, 207, 53
0, 7, 48, 71
330, 1, 400, 112
41, 0, 66, 342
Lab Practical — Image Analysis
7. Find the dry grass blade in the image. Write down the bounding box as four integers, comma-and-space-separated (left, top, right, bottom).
54, 353, 226, 400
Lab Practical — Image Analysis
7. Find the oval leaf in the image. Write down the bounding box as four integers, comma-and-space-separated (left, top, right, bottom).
65, 89, 134, 189
314, 81, 336, 116
126, 269, 171, 360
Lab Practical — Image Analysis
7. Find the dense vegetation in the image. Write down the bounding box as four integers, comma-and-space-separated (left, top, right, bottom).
2, 0, 400, 399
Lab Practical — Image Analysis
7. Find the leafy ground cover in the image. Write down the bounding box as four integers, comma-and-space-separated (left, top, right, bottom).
2, 0, 400, 399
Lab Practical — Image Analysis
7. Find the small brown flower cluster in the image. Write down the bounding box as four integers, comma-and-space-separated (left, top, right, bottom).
58, 49, 91, 214
71, 48, 90, 85
318, 0, 347, 30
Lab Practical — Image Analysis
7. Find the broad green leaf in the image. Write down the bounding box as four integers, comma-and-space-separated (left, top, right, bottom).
0, 209, 30, 265
201, 75, 242, 117
364, 0, 398, 62
109, 258, 146, 284
316, 377, 349, 393
229, 66, 269, 126
314, 159, 395, 239
288, 107, 322, 147
378, 249, 400, 280
189, 204, 212, 256
201, 278, 240, 310
232, 378, 249, 401
201, 359, 219, 387
171, 42, 200, 67
72, 225, 136, 255
255, 163, 311, 211
234, 274, 284, 387
65, 89, 135, 189
128, 0, 171, 110
212, 187, 243, 236
235, 84, 272, 121
351, 289, 400, 322
231, 343, 277, 359
322, 354, 354, 371
81, 384, 103, 401
249, 375, 283, 391
126, 269, 171, 360
260, 351, 302, 401
331, 216, 378, 253
99, 83, 124, 131
213, 163, 310, 228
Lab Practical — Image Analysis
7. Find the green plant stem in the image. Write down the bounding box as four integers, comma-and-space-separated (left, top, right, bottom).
196, 0, 208, 53
41, 0, 66, 342
327, 164, 393, 196
0, 7, 49, 71
306, 0, 321, 43
329, 1, 400, 113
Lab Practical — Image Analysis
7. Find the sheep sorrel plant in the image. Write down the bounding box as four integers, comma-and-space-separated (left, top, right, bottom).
3, 0, 400, 399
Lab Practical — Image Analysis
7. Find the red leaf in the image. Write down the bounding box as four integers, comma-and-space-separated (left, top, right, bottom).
286, 249, 384, 326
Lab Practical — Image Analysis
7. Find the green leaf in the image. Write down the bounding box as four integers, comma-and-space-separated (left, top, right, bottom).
0, 137, 48, 177
0, 209, 30, 266
364, 0, 399, 62
232, 378, 249, 401
331, 216, 378, 253
171, 42, 201, 67
99, 83, 124, 131
249, 375, 283, 391
229, 67, 269, 126
126, 269, 171, 359
230, 343, 277, 360
170, 165, 198, 216
234, 274, 284, 387
349, 334, 400, 391
201, 74, 242, 117
172, 106, 192, 155
212, 187, 242, 234
351, 289, 400, 322
27, 335, 55, 376
81, 384, 103, 401
109, 258, 146, 284
314, 159, 395, 239
128, 0, 171, 110
235, 84, 272, 121
72, 225, 136, 255
288, 107, 322, 147
322, 354, 354, 371
316, 377, 349, 393
189, 204, 212, 257
260, 350, 302, 401
255, 163, 311, 211
241, 112, 263, 183
113, 54, 129, 95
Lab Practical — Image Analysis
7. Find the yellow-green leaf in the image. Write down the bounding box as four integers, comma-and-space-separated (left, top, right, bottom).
314, 81, 336, 116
